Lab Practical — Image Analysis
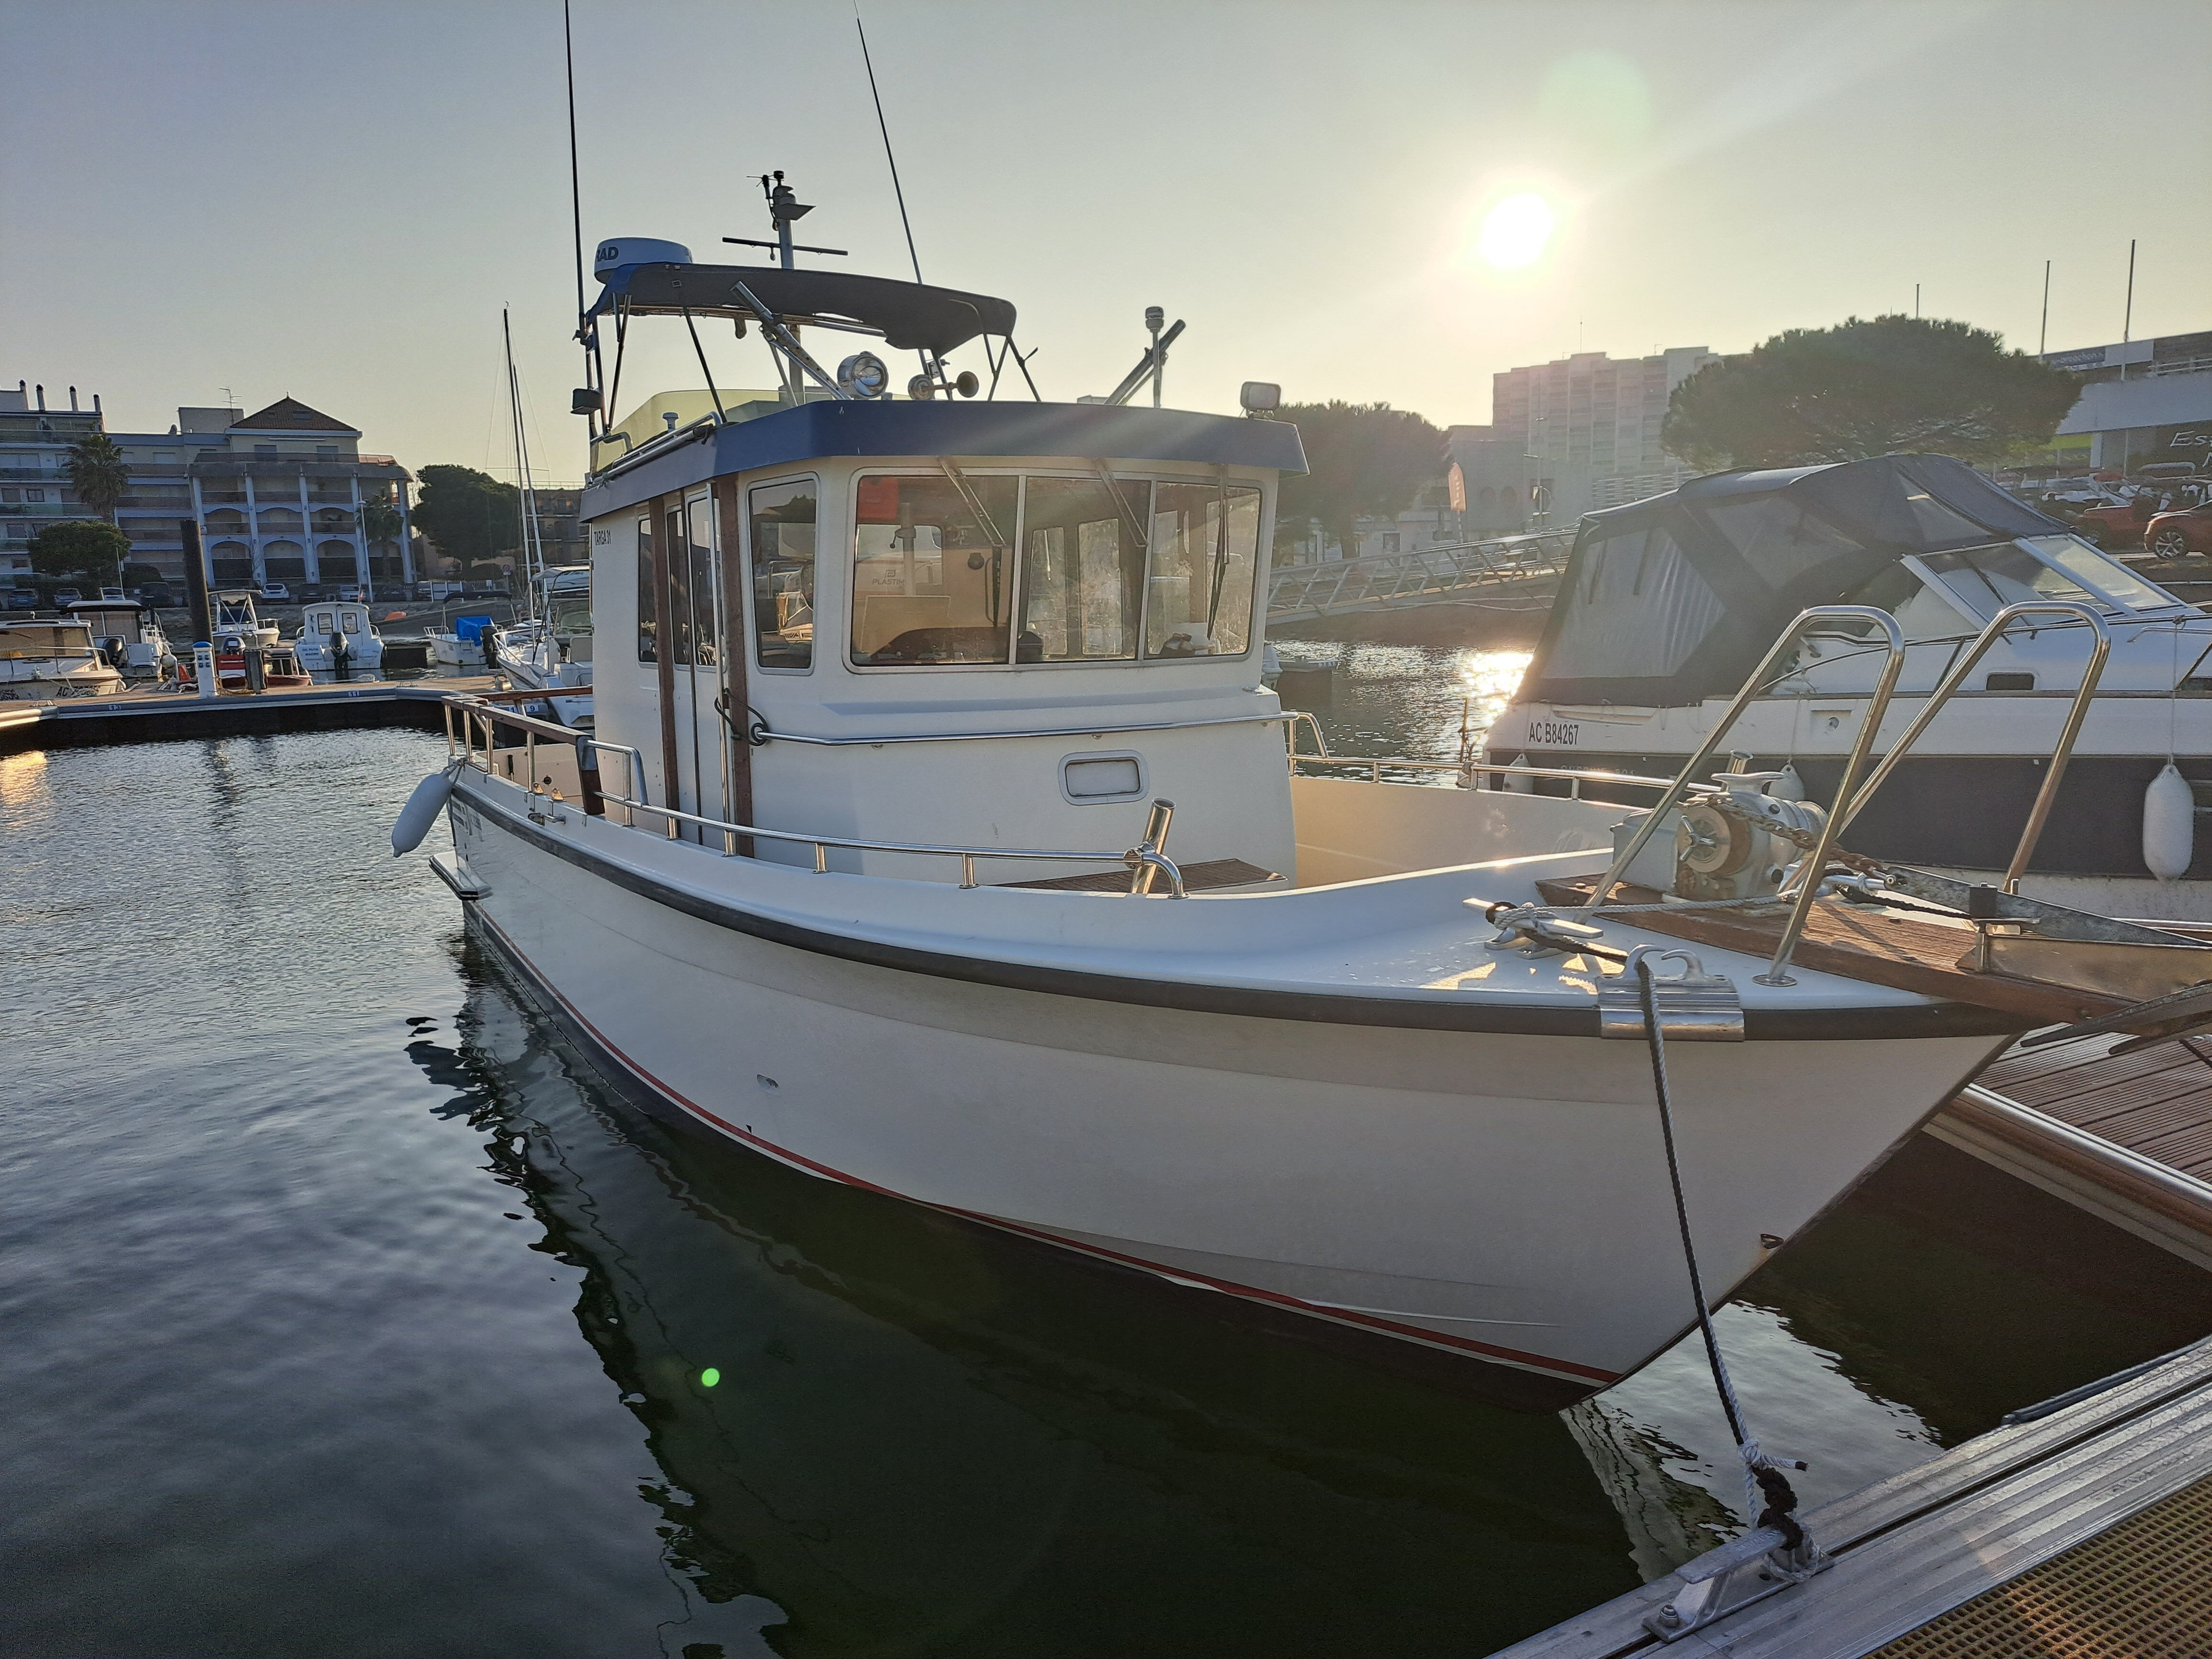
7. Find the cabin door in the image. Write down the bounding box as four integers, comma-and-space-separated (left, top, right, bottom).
661, 494, 721, 839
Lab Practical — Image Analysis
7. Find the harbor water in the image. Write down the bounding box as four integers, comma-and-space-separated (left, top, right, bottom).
7, 653, 2211, 1656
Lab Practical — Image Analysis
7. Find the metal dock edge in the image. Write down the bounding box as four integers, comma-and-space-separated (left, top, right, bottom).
1492, 1335, 2212, 1658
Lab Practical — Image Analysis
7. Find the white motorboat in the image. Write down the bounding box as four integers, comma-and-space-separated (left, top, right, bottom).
0, 619, 124, 700
1488, 455, 2212, 919
490, 566, 593, 727
294, 600, 384, 681
390, 205, 2212, 1409
429, 614, 495, 667
66, 592, 175, 680
211, 590, 281, 649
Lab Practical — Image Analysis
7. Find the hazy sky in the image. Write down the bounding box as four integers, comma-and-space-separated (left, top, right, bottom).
4, 1, 2205, 485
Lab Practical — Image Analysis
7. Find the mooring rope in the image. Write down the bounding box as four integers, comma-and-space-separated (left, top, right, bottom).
1634, 957, 1809, 1552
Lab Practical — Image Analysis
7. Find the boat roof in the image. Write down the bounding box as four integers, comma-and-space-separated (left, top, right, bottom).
581, 399, 1308, 520
589, 262, 1017, 355
1522, 453, 2073, 708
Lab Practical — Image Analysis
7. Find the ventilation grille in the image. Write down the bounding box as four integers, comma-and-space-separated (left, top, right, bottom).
1870, 1473, 2212, 1658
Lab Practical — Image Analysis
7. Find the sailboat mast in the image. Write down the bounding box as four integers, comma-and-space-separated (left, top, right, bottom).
502, 308, 543, 620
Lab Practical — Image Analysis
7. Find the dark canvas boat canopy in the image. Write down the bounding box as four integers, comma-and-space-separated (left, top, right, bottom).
589, 262, 1018, 355
1521, 453, 2072, 708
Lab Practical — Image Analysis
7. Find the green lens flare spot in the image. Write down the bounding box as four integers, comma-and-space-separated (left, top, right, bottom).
699, 1368, 720, 1388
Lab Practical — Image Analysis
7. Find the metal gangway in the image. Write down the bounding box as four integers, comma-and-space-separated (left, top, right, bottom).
1265, 528, 1576, 627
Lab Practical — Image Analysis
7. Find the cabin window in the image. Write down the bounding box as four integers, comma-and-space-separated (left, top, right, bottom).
749, 478, 817, 671
1020, 475, 1147, 662
635, 515, 657, 662
1145, 482, 1260, 657
665, 507, 692, 666
850, 473, 1018, 664
685, 496, 719, 666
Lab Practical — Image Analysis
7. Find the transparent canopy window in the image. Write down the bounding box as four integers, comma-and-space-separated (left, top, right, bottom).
850, 473, 1018, 664
1146, 483, 1260, 658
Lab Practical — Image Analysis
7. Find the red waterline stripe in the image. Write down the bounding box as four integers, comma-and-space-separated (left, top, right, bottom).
472, 908, 1620, 1387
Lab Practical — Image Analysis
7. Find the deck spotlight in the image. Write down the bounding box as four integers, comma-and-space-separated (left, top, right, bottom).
570, 387, 601, 416
1239, 381, 1281, 417
907, 374, 936, 400
954, 369, 980, 399
838, 352, 890, 399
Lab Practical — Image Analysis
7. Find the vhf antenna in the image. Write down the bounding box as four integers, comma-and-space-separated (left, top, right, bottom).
563, 0, 601, 444
856, 12, 923, 287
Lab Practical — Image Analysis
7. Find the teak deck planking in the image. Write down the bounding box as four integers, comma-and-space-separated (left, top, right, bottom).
1531, 876, 2129, 1027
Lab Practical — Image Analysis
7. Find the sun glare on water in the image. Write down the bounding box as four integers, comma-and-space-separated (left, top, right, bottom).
1476, 194, 1556, 270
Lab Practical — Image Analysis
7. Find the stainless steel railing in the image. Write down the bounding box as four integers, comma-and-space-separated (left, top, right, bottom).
1284, 708, 1676, 796
441, 693, 1189, 896
1580, 606, 1912, 987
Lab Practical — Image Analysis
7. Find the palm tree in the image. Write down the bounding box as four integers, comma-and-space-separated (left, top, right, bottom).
66, 433, 131, 591
362, 495, 405, 592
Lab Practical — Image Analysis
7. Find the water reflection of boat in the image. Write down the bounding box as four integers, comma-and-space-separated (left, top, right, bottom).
415, 952, 1641, 1655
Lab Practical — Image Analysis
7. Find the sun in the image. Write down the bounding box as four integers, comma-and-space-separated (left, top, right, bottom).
1476, 194, 1556, 271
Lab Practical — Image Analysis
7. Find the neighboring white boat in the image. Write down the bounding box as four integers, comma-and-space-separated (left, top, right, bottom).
211, 590, 281, 649
66, 592, 175, 680
294, 600, 384, 680
393, 214, 2191, 1409
1489, 455, 2212, 920
0, 619, 124, 699
490, 566, 593, 727
429, 615, 495, 667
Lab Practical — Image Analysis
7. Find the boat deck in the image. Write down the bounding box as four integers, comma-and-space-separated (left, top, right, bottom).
1492, 1336, 2212, 1658
1533, 876, 2128, 1026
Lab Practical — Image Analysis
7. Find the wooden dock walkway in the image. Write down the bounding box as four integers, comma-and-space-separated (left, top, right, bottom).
1931, 1032, 2212, 1272
0, 675, 497, 755
1493, 1336, 2212, 1658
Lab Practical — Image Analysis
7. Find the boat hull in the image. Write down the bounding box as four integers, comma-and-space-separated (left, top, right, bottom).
445, 782, 2006, 1408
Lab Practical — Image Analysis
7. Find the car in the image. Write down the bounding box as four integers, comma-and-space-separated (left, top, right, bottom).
2145, 501, 2212, 560
2, 588, 36, 611
53, 588, 81, 607
337, 585, 368, 603
257, 582, 291, 602
2069, 498, 2157, 549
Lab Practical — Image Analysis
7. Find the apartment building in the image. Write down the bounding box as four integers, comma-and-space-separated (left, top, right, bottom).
184, 398, 414, 589
1489, 345, 1719, 522
3, 384, 419, 593
0, 382, 103, 589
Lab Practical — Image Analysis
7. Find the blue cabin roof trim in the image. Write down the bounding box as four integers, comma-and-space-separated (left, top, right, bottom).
581, 400, 1308, 519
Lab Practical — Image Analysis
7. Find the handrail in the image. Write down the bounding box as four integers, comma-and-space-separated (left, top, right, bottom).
440, 692, 1188, 896
1835, 600, 2111, 893
1289, 750, 1678, 795
1578, 606, 1911, 988
756, 709, 1291, 747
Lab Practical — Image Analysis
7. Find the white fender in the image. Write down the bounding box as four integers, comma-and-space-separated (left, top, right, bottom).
392, 764, 459, 856
1504, 754, 1535, 794
1771, 762, 1809, 803
2143, 763, 2194, 882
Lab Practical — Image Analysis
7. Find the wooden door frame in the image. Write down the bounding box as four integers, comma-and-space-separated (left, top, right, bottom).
715, 478, 756, 853
647, 498, 681, 820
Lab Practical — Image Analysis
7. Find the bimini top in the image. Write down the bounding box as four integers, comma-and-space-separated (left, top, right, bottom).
589, 262, 1018, 356
1522, 453, 2070, 708
581, 398, 1308, 519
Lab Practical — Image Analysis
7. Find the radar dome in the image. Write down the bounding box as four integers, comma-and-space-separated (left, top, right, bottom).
593, 237, 694, 280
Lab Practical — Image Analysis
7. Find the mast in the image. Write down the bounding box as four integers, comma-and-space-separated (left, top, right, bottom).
503, 308, 545, 620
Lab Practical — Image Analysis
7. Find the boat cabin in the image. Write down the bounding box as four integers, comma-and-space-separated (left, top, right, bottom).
582, 401, 1302, 880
